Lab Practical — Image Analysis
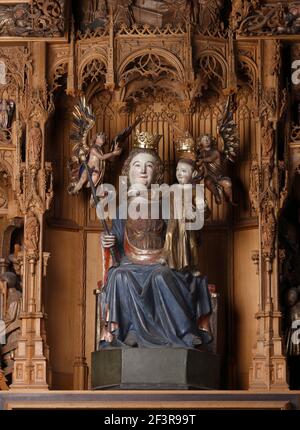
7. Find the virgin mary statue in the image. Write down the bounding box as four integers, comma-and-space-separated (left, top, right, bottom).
100, 130, 212, 349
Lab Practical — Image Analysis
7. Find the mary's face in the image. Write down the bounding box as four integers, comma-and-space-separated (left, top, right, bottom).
129, 153, 156, 187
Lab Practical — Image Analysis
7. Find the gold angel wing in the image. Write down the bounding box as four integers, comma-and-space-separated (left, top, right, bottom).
70, 96, 95, 159
218, 93, 239, 163
67, 97, 95, 194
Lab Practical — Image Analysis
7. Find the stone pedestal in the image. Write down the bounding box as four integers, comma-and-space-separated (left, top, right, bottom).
92, 348, 221, 390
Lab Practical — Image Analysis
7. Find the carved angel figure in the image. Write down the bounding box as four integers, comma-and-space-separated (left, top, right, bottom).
67, 97, 141, 199
196, 94, 239, 205
70, 132, 122, 195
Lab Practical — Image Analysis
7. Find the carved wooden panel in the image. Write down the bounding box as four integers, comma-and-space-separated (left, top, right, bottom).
0, 0, 68, 40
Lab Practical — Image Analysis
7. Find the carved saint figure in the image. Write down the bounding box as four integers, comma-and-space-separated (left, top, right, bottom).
82, 0, 108, 30
24, 211, 39, 255
192, 0, 223, 33
261, 200, 276, 259
285, 286, 300, 357
159, 0, 191, 26
0, 100, 8, 129
261, 119, 274, 160
28, 122, 42, 165
99, 131, 212, 348
249, 157, 260, 213
0, 272, 22, 376
0, 99, 14, 129
8, 244, 23, 279
113, 0, 135, 27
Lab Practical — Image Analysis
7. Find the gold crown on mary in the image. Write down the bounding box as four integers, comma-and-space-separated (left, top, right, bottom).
133, 129, 162, 151
175, 133, 196, 160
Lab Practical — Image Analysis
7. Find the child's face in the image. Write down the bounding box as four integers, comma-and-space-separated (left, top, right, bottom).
95, 134, 106, 146
201, 136, 211, 150
176, 161, 194, 184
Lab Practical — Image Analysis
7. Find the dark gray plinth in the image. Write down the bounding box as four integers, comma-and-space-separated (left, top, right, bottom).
92, 348, 221, 390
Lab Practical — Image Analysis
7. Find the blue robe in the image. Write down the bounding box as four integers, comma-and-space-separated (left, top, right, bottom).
100, 217, 212, 348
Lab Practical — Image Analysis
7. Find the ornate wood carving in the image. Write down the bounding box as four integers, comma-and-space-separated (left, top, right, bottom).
1, 1, 298, 391
234, 1, 300, 37
248, 39, 289, 390
47, 44, 69, 92
249, 156, 260, 214
24, 210, 39, 258
0, 1, 66, 38
191, 0, 224, 36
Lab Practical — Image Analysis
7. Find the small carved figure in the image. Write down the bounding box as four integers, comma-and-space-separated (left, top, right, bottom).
0, 100, 8, 129
0, 186, 7, 209
0, 99, 15, 129
8, 244, 23, 278
249, 157, 260, 213
69, 132, 121, 195
230, 0, 259, 31
113, 0, 135, 27
285, 285, 300, 388
261, 200, 276, 259
159, 0, 191, 26
196, 95, 239, 205
0, 272, 22, 377
0, 4, 31, 36
261, 118, 274, 160
28, 121, 42, 165
68, 97, 141, 203
197, 134, 234, 205
24, 211, 39, 255
82, 0, 108, 30
285, 286, 300, 357
192, 0, 223, 33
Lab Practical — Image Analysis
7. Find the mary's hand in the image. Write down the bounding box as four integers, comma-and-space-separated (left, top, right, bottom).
101, 234, 116, 249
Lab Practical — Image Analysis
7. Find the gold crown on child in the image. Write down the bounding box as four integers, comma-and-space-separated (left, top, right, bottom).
133, 129, 162, 151
175, 133, 196, 160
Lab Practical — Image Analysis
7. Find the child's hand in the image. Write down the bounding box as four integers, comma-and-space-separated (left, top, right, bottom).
113, 143, 122, 156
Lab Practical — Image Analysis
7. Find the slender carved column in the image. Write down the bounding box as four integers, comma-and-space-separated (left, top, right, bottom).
249, 40, 288, 390
73, 228, 88, 390
10, 43, 54, 389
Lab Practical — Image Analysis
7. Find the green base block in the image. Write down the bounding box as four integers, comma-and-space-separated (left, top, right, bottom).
92, 348, 221, 390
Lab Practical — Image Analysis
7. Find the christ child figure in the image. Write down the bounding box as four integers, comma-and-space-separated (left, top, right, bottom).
162, 156, 209, 277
